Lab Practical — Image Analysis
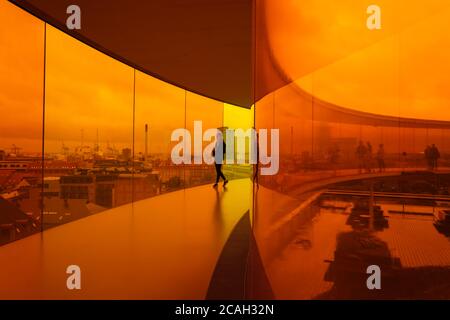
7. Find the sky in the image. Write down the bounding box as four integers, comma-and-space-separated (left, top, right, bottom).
1, 1, 226, 154
0, 1, 44, 153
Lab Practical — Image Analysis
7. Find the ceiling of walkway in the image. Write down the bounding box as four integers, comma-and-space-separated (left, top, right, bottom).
10, 0, 450, 120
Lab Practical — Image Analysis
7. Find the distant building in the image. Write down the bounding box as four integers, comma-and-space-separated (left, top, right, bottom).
60, 175, 95, 201
121, 148, 132, 161
0, 160, 31, 170
42, 177, 61, 198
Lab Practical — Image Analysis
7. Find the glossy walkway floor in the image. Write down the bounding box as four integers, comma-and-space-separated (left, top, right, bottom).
265, 200, 450, 299
0, 179, 252, 299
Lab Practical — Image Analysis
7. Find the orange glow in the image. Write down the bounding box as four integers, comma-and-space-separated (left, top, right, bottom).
0, 1, 43, 153
264, 0, 450, 120
135, 71, 185, 157
45, 25, 134, 153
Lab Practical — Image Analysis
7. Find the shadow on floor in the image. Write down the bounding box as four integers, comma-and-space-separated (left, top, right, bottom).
206, 211, 274, 300
318, 230, 450, 299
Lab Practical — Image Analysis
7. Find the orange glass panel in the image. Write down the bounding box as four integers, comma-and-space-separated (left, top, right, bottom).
185, 92, 223, 187
134, 70, 186, 198
44, 25, 134, 228
0, 1, 44, 245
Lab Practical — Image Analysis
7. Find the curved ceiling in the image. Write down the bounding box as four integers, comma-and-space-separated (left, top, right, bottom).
9, 0, 450, 120
10, 0, 254, 107
263, 0, 450, 120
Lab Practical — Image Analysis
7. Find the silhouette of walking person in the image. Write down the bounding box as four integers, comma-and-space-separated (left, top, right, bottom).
212, 130, 228, 188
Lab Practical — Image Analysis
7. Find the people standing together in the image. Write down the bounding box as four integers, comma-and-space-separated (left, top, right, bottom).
356, 141, 384, 173
355, 142, 441, 173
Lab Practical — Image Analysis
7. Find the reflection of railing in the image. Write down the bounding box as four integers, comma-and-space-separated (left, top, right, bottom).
324, 189, 450, 201
261, 166, 450, 197
288, 83, 450, 129
278, 153, 450, 172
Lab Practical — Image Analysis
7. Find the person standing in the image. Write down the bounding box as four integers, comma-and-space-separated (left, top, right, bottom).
356, 141, 367, 174
212, 131, 228, 188
376, 144, 386, 172
431, 144, 440, 171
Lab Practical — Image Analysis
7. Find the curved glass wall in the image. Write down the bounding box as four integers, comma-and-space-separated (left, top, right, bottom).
4, 0, 450, 300
185, 92, 224, 187
134, 70, 186, 197
0, 1, 254, 244
0, 1, 44, 245
254, 0, 450, 299
255, 0, 450, 193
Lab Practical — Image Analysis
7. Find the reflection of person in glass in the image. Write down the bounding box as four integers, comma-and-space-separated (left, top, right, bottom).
376, 144, 386, 172
253, 132, 260, 188
425, 145, 432, 170
366, 142, 373, 173
356, 141, 367, 173
212, 130, 228, 188
431, 144, 441, 171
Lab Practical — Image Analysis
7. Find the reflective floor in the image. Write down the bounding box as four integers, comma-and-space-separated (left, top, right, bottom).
0, 179, 252, 299
2, 175, 450, 299
265, 198, 450, 299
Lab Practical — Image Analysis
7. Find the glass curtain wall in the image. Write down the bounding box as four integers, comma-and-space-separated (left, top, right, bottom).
255, 0, 450, 196
253, 0, 450, 300
0, 1, 258, 245
0, 1, 44, 245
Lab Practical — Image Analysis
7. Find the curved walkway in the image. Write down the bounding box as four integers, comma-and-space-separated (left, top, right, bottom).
0, 179, 252, 299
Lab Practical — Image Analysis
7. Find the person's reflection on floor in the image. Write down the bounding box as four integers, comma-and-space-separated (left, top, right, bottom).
376, 144, 386, 173
212, 183, 227, 238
